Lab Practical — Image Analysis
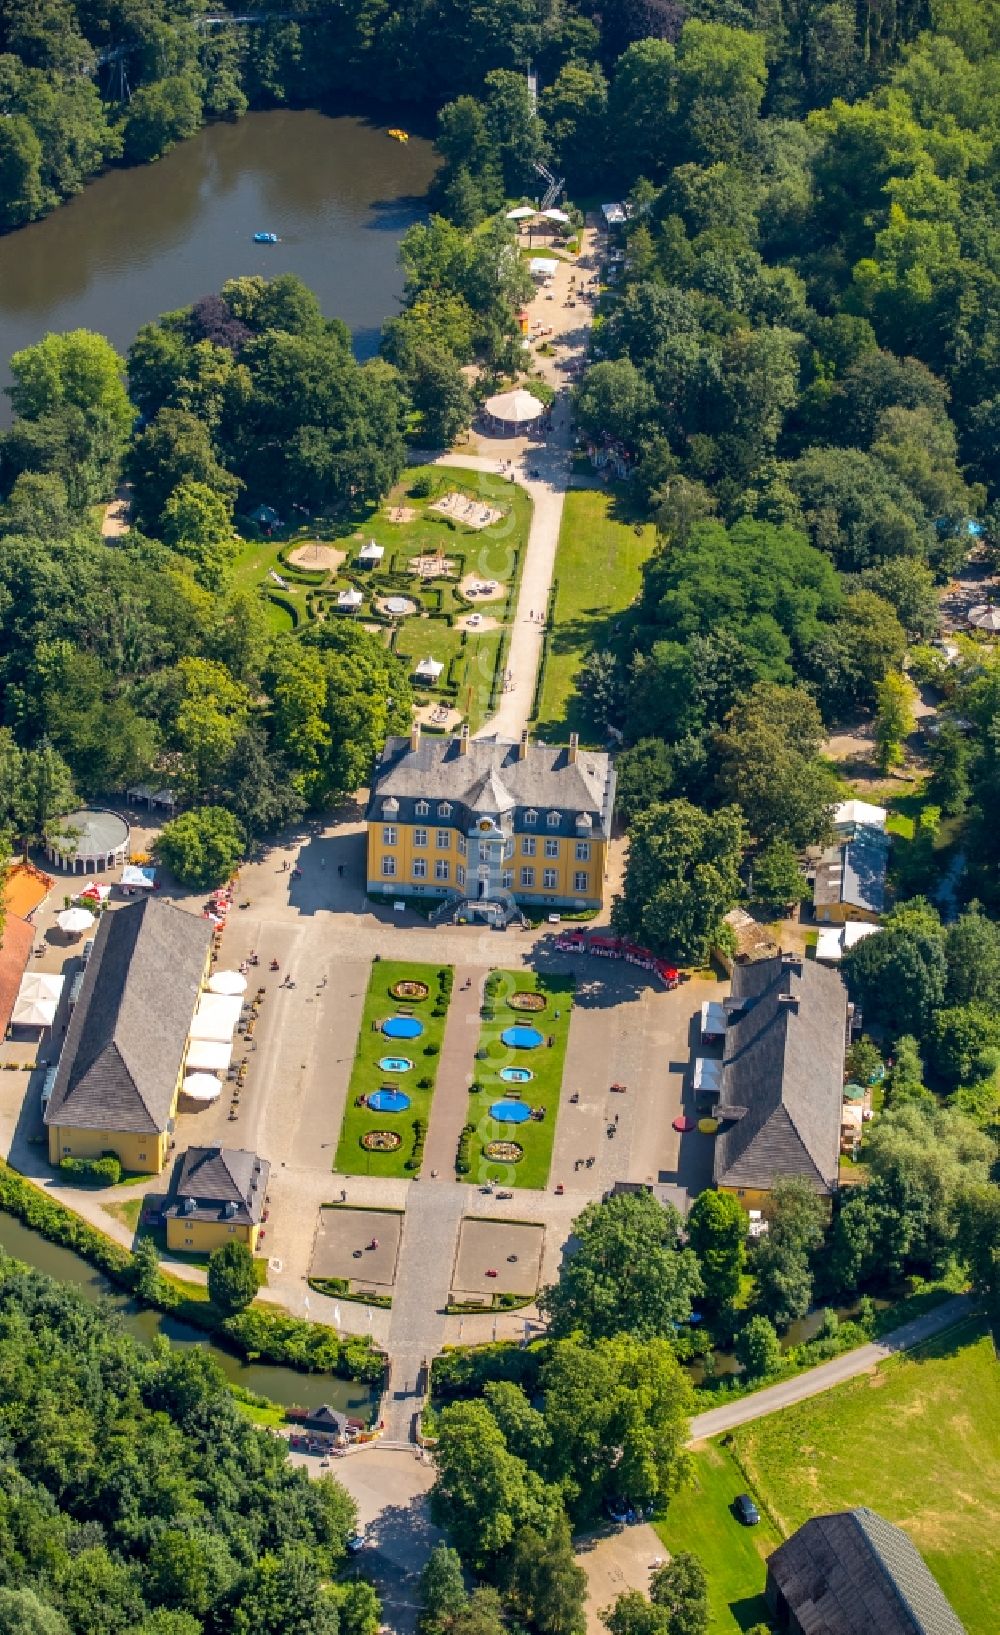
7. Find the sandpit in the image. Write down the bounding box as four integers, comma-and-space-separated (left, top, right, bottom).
459, 573, 506, 604
288, 543, 345, 572
456, 612, 500, 633
390, 506, 416, 523
432, 491, 504, 530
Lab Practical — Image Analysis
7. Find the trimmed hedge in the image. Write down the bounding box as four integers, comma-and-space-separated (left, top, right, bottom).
0, 1162, 132, 1278
59, 1154, 122, 1186
431, 1339, 549, 1400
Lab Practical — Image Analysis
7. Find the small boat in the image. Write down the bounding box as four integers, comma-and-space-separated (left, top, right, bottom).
387, 128, 409, 143
253, 231, 279, 244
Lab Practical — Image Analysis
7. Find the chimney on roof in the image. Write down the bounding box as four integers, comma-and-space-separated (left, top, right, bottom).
410, 720, 421, 753
568, 731, 579, 764
459, 723, 470, 756
778, 993, 800, 1012
518, 729, 529, 762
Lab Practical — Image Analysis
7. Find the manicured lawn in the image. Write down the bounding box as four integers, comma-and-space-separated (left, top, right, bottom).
335, 960, 453, 1177
535, 485, 655, 740
656, 1440, 780, 1633
730, 1318, 1000, 1635
461, 969, 574, 1188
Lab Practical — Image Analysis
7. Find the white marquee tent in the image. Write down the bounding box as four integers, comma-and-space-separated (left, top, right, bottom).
12, 972, 65, 1029
483, 388, 546, 433
188, 991, 243, 1043
185, 1037, 233, 1072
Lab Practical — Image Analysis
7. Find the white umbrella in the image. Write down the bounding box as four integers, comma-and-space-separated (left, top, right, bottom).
506, 206, 535, 221
542, 208, 570, 223
182, 1072, 223, 1102
58, 906, 95, 935
968, 604, 1000, 631
208, 969, 247, 996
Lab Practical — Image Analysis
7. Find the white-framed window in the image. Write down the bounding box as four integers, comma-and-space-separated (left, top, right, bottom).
438, 801, 452, 817
457, 835, 467, 855
227, 1224, 236, 1234
435, 859, 450, 882
436, 829, 450, 849
478, 842, 490, 862
381, 856, 397, 877
522, 836, 536, 856
184, 1237, 193, 1247
545, 838, 559, 858
574, 871, 589, 892
520, 867, 535, 887
524, 809, 537, 826
547, 811, 560, 828
413, 828, 428, 847
502, 869, 513, 889
504, 838, 514, 860
457, 864, 466, 887
575, 841, 591, 861
415, 799, 429, 817
382, 825, 397, 845
543, 868, 558, 889
412, 858, 427, 879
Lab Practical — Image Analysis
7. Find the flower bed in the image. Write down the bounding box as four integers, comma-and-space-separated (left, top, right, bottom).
507, 991, 546, 1012
484, 1141, 523, 1163
390, 979, 430, 1001
361, 1130, 401, 1152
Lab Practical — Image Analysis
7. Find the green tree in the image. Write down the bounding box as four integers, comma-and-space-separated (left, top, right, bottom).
957, 1182, 1000, 1323
418, 1544, 467, 1635
228, 1549, 340, 1635
0, 1588, 68, 1635
716, 683, 837, 848
207, 1241, 258, 1318
0, 114, 44, 227
168, 656, 252, 796
613, 799, 746, 965
602, 1590, 669, 1635
686, 1190, 747, 1309
752, 841, 808, 912
162, 480, 239, 588
575, 359, 655, 447
155, 806, 245, 890
124, 77, 203, 165
735, 1315, 782, 1379
752, 1179, 827, 1329
130, 408, 240, 534
539, 1191, 702, 1341
505, 1514, 587, 1635
841, 898, 947, 1037
928, 721, 971, 816
431, 1400, 561, 1570
874, 671, 915, 771
649, 1550, 710, 1635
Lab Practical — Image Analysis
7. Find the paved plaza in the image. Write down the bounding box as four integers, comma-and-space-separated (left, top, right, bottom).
310, 1206, 403, 1291
451, 1217, 545, 1300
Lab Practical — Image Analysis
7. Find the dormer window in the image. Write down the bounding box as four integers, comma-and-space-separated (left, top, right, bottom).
415, 800, 429, 817
546, 811, 560, 829
438, 801, 452, 818
524, 809, 537, 826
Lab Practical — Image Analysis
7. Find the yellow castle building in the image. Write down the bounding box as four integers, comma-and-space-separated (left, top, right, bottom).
366, 724, 615, 919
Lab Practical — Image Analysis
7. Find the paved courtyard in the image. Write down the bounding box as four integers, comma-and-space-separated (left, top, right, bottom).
310, 1206, 403, 1291
451, 1217, 545, 1299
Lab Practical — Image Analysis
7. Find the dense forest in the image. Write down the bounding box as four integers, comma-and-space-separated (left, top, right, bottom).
0, 1256, 375, 1635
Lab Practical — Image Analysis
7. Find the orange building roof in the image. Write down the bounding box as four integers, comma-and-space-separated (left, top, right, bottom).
4, 861, 55, 922
0, 916, 36, 1036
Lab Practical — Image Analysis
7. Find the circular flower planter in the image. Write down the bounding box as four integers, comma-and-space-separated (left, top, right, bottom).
361, 1129, 401, 1151
484, 1140, 523, 1162
391, 979, 430, 1001
507, 991, 546, 1012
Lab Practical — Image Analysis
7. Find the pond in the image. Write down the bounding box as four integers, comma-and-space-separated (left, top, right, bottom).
0, 110, 438, 406
0, 1209, 375, 1416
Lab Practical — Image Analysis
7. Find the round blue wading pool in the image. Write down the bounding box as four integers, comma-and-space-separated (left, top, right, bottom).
499, 1066, 533, 1083
368, 1089, 411, 1113
501, 1025, 544, 1050
382, 1016, 423, 1040
378, 1056, 413, 1073
489, 1099, 532, 1124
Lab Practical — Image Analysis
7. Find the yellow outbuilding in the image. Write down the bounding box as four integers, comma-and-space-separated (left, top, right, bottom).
164, 1145, 270, 1253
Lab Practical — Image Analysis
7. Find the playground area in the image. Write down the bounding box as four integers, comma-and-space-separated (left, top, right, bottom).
451, 1217, 545, 1300
310, 1206, 403, 1292
430, 491, 505, 530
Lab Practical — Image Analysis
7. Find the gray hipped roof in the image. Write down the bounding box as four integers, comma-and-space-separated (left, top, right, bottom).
45, 898, 211, 1136
814, 824, 890, 915
165, 1145, 269, 1226
713, 955, 847, 1194
768, 1508, 966, 1635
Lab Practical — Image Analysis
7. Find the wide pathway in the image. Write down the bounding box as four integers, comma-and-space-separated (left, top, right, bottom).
420, 967, 487, 1180
687, 1294, 974, 1443
384, 1182, 467, 1439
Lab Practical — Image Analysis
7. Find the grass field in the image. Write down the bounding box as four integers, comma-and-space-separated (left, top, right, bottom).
657, 1440, 780, 1633
461, 969, 574, 1188
730, 1318, 999, 1634
335, 960, 452, 1177
535, 485, 655, 740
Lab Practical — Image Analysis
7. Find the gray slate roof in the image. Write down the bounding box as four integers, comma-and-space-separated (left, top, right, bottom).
768, 1508, 966, 1635
814, 824, 890, 915
367, 735, 615, 837
165, 1145, 269, 1226
44, 898, 211, 1136
713, 955, 846, 1194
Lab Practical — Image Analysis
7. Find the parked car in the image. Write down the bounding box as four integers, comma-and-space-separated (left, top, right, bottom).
346, 1533, 367, 1554
605, 1497, 629, 1524
734, 1494, 760, 1526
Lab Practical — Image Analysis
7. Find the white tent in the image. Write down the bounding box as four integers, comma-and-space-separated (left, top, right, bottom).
414, 657, 445, 682
208, 968, 247, 996
121, 864, 156, 890
968, 604, 1000, 631
815, 927, 845, 964
529, 256, 560, 278
693, 1057, 724, 1095
483, 388, 546, 429
186, 1037, 233, 1072
77, 880, 111, 904
357, 541, 384, 565
12, 972, 65, 1029
182, 1071, 223, 1102
58, 906, 95, 935
833, 799, 887, 831
602, 201, 626, 226
541, 208, 570, 224
506, 206, 535, 220
338, 588, 363, 609
189, 991, 243, 1042
700, 999, 728, 1040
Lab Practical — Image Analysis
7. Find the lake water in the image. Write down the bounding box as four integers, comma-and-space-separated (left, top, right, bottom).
0, 110, 437, 393
0, 1209, 376, 1416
